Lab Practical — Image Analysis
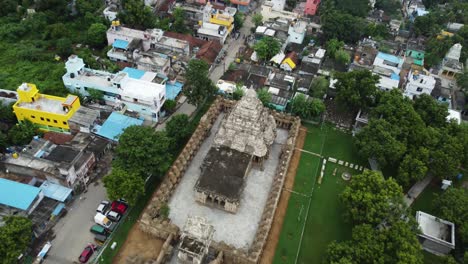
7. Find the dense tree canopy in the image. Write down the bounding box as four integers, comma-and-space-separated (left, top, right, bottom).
334, 70, 380, 111
434, 188, 468, 243
325, 38, 344, 58
234, 13, 244, 30
252, 14, 263, 28
113, 126, 173, 178
8, 120, 39, 146
254, 37, 281, 61
321, 11, 366, 43
172, 7, 188, 33
341, 170, 405, 226
184, 59, 216, 106
309, 76, 329, 99
165, 114, 193, 150
119, 0, 155, 29
87, 23, 107, 48
103, 167, 145, 206
289, 94, 325, 119
331, 0, 371, 18
0, 216, 33, 264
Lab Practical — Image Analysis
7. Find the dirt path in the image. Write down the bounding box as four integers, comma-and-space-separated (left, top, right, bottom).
260, 127, 307, 264
113, 223, 164, 264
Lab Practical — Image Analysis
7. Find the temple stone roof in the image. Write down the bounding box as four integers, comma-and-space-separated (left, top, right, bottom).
214, 89, 276, 157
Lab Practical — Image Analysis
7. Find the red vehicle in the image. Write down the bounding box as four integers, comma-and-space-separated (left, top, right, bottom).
79, 244, 97, 263
111, 200, 128, 215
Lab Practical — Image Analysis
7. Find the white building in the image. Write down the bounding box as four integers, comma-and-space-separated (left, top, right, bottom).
403, 70, 436, 99
62, 55, 166, 122
287, 20, 307, 45
106, 22, 190, 64
416, 211, 455, 255
103, 6, 118, 21
372, 52, 403, 91
441, 43, 464, 78
261, 1, 299, 22
197, 23, 229, 44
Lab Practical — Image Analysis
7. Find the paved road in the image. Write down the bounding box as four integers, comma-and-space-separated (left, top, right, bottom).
404, 175, 434, 206
45, 181, 108, 264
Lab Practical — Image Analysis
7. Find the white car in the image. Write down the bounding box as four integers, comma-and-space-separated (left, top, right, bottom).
106, 210, 122, 222
96, 200, 110, 214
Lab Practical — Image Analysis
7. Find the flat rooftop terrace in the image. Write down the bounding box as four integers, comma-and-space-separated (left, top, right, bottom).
169, 113, 289, 249
16, 95, 76, 115
417, 211, 455, 245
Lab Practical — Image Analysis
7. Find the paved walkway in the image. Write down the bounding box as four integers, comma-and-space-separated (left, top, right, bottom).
404, 175, 434, 206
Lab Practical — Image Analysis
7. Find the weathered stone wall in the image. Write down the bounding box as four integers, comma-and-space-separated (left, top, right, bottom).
138, 97, 301, 264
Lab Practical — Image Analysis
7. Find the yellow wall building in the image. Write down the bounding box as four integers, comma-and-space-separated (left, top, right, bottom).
13, 83, 81, 133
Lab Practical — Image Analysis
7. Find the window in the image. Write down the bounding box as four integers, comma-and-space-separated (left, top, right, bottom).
53, 120, 58, 123
133, 98, 138, 102
40, 117, 45, 121
63, 121, 67, 125
31, 115, 36, 119
84, 87, 88, 90
46, 118, 50, 122
416, 87, 423, 92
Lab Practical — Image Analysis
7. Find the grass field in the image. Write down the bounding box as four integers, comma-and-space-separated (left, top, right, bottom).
273, 123, 365, 264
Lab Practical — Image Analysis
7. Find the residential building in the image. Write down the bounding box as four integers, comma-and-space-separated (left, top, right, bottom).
287, 20, 307, 45
0, 178, 44, 215
13, 83, 81, 133
446, 23, 464, 33
280, 52, 299, 71
352, 38, 379, 71
404, 0, 428, 21
230, 0, 250, 12
268, 73, 295, 111
94, 112, 144, 141
403, 70, 436, 99
195, 3, 236, 44
416, 211, 455, 255
304, 0, 320, 16
62, 55, 166, 122
299, 48, 326, 76
441, 43, 464, 78
372, 52, 403, 91
261, 2, 299, 21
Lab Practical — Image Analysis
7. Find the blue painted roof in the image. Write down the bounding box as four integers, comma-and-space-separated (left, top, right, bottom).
96, 112, 144, 141
0, 178, 41, 210
377, 52, 402, 65
122, 67, 146, 79
113, 39, 129, 50
166, 81, 184, 100
39, 181, 72, 202
52, 203, 65, 216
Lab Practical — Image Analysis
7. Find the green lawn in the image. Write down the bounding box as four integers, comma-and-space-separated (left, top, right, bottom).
274, 123, 364, 264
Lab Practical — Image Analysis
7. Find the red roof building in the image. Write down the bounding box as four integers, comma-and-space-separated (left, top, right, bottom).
305, 0, 320, 16
196, 41, 223, 65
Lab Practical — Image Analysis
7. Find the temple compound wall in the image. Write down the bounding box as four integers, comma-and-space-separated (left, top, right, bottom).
139, 95, 300, 263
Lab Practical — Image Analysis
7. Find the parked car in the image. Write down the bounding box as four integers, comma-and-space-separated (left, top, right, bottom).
106, 210, 121, 222
90, 224, 108, 236
79, 244, 97, 263
96, 200, 110, 214
94, 234, 107, 245
94, 213, 117, 231
111, 200, 128, 215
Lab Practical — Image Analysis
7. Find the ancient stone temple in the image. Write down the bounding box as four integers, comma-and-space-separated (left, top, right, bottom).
177, 216, 214, 264
195, 89, 277, 213
213, 89, 277, 164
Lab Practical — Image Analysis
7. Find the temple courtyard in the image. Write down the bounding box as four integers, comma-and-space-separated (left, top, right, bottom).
168, 113, 289, 249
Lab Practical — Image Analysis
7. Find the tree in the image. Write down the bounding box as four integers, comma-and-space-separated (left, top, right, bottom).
254, 37, 281, 61
252, 14, 263, 27
326, 222, 423, 264
355, 119, 407, 167
413, 94, 449, 128
375, 0, 401, 16
325, 38, 344, 58
334, 49, 350, 65
434, 188, 468, 242
341, 170, 405, 226
118, 0, 155, 29
290, 94, 325, 119
333, 0, 371, 18
309, 76, 329, 99
103, 167, 145, 206
75, 0, 102, 15
172, 7, 188, 33
113, 126, 173, 177
165, 114, 192, 149
397, 148, 429, 186
56, 38, 72, 57
184, 59, 216, 106
334, 70, 380, 110
162, 99, 176, 113
457, 69, 468, 95
257, 88, 272, 107
413, 15, 439, 37
233, 84, 245, 100
321, 11, 366, 43
87, 23, 107, 48
0, 216, 33, 263
0, 132, 7, 152
365, 23, 390, 39
0, 0, 18, 17
234, 13, 244, 30
0, 101, 16, 123
87, 88, 104, 102
8, 120, 38, 146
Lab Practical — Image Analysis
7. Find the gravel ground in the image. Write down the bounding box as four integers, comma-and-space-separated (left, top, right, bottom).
168, 113, 289, 249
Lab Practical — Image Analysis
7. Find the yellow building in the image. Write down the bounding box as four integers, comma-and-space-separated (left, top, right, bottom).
203, 3, 235, 33
13, 83, 81, 133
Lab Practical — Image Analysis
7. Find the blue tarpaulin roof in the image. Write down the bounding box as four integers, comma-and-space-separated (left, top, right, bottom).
113, 39, 129, 50
96, 112, 143, 141
166, 81, 183, 100
0, 178, 41, 210
52, 203, 65, 216
39, 181, 72, 202
122, 67, 146, 79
